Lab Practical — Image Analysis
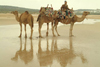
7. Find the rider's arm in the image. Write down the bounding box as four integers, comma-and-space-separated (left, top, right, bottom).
67, 5, 70, 10
61, 5, 64, 11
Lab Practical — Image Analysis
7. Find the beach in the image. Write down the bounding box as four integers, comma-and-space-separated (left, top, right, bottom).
0, 14, 100, 67
0, 13, 100, 25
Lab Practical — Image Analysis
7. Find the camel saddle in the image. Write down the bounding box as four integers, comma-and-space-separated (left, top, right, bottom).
39, 7, 54, 17
45, 7, 53, 16
57, 10, 75, 19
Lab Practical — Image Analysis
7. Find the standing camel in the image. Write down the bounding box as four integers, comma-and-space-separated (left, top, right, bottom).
37, 5, 58, 38
11, 11, 34, 39
53, 11, 90, 37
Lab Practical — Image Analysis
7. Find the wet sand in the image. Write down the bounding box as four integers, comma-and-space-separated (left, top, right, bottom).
0, 14, 100, 67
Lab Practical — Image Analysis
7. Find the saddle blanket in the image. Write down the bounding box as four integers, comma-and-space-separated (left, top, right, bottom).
45, 7, 54, 16
39, 7, 54, 17
57, 10, 75, 18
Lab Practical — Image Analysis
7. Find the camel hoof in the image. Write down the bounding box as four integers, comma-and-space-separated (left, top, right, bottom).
18, 35, 21, 38
58, 34, 60, 36
69, 35, 74, 37
39, 36, 43, 38
46, 34, 48, 37
46, 35, 48, 37
53, 35, 56, 37
11, 57, 17, 61
25, 36, 27, 38
29, 37, 32, 39
46, 32, 48, 37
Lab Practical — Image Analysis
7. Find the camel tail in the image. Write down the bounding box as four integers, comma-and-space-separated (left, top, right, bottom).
37, 14, 41, 22
31, 16, 34, 28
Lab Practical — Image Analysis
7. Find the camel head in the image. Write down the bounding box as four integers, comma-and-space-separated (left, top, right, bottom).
83, 11, 90, 16
11, 11, 18, 16
11, 11, 19, 22
52, 10, 59, 19
39, 7, 46, 13
70, 8, 74, 12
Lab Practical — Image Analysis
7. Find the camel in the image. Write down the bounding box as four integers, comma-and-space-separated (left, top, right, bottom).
11, 11, 34, 39
53, 11, 90, 37
37, 5, 58, 38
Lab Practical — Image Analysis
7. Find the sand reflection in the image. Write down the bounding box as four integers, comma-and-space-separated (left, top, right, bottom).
11, 38, 33, 64
37, 37, 87, 67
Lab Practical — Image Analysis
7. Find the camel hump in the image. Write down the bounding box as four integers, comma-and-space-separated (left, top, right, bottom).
25, 11, 29, 14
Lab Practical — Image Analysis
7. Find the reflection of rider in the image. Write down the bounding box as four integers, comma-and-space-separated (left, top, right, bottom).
61, 1, 70, 19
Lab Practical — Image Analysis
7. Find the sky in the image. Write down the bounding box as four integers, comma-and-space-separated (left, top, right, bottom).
0, 0, 100, 10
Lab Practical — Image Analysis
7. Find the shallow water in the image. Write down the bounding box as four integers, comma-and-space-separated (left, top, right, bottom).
0, 19, 100, 67
75, 19, 100, 24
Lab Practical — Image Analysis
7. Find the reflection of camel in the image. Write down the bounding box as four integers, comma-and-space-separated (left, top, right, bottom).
53, 11, 90, 37
37, 37, 87, 67
37, 38, 53, 66
37, 5, 58, 38
11, 38, 33, 64
11, 11, 34, 39
52, 37, 87, 67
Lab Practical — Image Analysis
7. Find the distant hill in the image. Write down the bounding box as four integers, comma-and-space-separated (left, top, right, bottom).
74, 9, 100, 15
0, 5, 100, 15
0, 5, 39, 14
74, 9, 95, 11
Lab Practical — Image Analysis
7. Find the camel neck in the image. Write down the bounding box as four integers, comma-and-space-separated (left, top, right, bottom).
15, 14, 19, 22
76, 14, 86, 22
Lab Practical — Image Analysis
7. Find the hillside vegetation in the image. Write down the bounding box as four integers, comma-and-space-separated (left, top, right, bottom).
0, 5, 39, 14
0, 5, 100, 15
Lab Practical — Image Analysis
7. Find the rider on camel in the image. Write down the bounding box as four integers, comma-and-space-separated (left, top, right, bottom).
61, 0, 70, 19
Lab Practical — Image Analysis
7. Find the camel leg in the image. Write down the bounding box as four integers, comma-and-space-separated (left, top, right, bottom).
19, 23, 22, 38
46, 23, 49, 37
29, 24, 33, 39
38, 21, 43, 38
24, 24, 27, 38
69, 22, 74, 37
55, 25, 60, 36
53, 20, 60, 36
51, 22, 56, 37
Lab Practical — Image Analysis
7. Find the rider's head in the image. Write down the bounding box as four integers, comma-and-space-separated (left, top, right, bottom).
64, 1, 67, 5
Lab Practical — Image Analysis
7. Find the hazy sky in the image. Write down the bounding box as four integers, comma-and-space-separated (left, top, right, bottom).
0, 0, 100, 10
